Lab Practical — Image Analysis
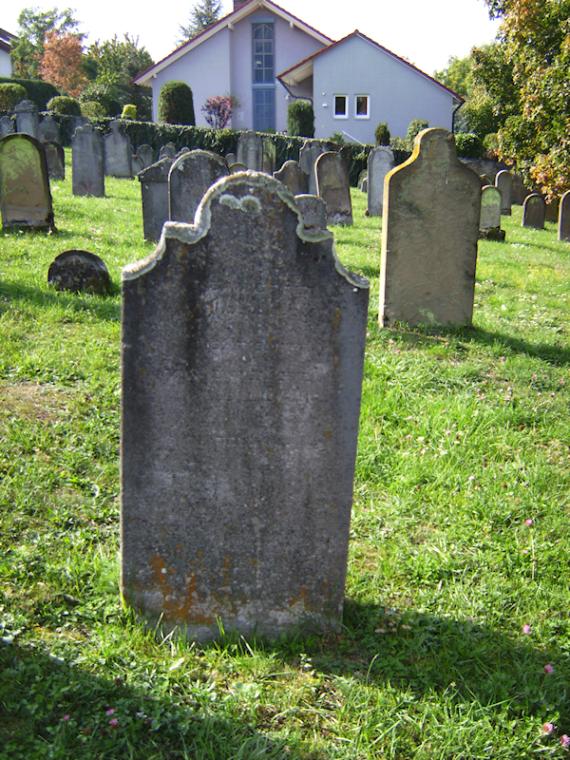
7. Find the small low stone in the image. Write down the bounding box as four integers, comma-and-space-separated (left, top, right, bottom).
479, 227, 506, 241
48, 250, 112, 295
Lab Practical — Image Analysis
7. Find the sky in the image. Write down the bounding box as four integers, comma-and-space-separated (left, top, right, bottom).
3, 0, 501, 75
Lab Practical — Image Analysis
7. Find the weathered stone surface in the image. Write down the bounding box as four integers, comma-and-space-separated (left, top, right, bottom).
545, 198, 559, 223
72, 124, 105, 197
558, 191, 570, 242
0, 116, 14, 138
132, 144, 154, 175
299, 140, 330, 195
121, 173, 369, 642
261, 138, 276, 174
169, 149, 229, 224
14, 100, 39, 138
295, 194, 328, 233
357, 170, 367, 190
104, 120, 133, 178
479, 185, 502, 231
273, 160, 308, 195
380, 128, 481, 327
38, 115, 61, 144
511, 173, 528, 205
361, 177, 368, 194
522, 193, 545, 229
0, 134, 55, 231
44, 141, 65, 181
225, 152, 236, 165
48, 250, 112, 294
315, 151, 353, 226
138, 157, 173, 242
175, 147, 191, 158
367, 147, 394, 217
229, 162, 248, 173
495, 170, 512, 215
237, 131, 263, 170
159, 142, 176, 160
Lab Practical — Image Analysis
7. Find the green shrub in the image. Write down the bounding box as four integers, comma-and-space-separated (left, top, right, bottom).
0, 83, 27, 112
454, 132, 485, 159
0, 77, 59, 110
47, 96, 81, 116
81, 101, 107, 119
375, 122, 390, 146
121, 104, 137, 120
79, 82, 121, 117
483, 132, 499, 159
287, 100, 314, 138
406, 118, 429, 145
328, 132, 345, 145
158, 81, 195, 126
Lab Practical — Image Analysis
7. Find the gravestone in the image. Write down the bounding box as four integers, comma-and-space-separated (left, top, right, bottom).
367, 146, 394, 217
169, 149, 229, 224
236, 130, 263, 170
159, 142, 176, 160
511, 173, 528, 205
38, 115, 61, 144
361, 177, 368, 193
495, 170, 512, 216
295, 194, 328, 233
315, 151, 353, 226
138, 157, 173, 242
72, 124, 105, 197
0, 116, 15, 138
175, 147, 190, 158
522, 193, 545, 229
479, 185, 505, 241
229, 162, 248, 173
14, 100, 39, 138
274, 160, 308, 195
44, 141, 65, 181
0, 134, 55, 231
357, 170, 367, 191
225, 152, 236, 165
104, 120, 133, 178
558, 191, 570, 242
545, 198, 559, 223
379, 128, 481, 327
132, 144, 154, 175
121, 172, 369, 641
48, 250, 112, 294
261, 138, 276, 174
299, 140, 330, 195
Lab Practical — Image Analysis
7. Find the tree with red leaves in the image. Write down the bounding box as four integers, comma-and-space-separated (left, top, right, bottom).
40, 31, 88, 98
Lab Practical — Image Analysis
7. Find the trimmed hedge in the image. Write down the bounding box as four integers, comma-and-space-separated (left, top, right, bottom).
454, 132, 485, 159
158, 81, 195, 126
121, 104, 137, 120
374, 122, 390, 146
0, 77, 59, 110
287, 100, 314, 138
47, 96, 81, 116
0, 83, 27, 112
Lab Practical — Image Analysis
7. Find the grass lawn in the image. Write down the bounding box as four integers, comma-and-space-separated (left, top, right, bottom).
0, 157, 569, 758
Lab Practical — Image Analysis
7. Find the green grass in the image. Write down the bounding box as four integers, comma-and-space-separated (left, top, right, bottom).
1, 158, 569, 758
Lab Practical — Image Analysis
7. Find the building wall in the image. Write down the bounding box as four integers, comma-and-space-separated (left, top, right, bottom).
0, 49, 12, 77
150, 29, 231, 124
312, 36, 457, 143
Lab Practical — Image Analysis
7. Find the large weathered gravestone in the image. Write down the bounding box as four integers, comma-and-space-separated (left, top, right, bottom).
495, 170, 512, 216
48, 250, 112, 294
236, 131, 263, 171
295, 194, 328, 233
159, 142, 176, 160
315, 151, 353, 226
72, 124, 105, 197
43, 141, 65, 181
479, 185, 505, 241
522, 193, 545, 229
558, 191, 570, 243
138, 157, 173, 242
14, 100, 39, 138
169, 149, 229, 224
104, 120, 133, 178
0, 134, 55, 231
380, 128, 481, 327
299, 140, 330, 195
367, 147, 394, 217
132, 144, 154, 175
38, 115, 61, 145
0, 116, 14, 138
274, 160, 308, 196
121, 173, 369, 641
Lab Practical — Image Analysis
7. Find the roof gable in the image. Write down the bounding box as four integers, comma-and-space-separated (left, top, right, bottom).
134, 0, 332, 85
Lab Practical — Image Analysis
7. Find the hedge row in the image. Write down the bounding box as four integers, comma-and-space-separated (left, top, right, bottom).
0, 77, 59, 110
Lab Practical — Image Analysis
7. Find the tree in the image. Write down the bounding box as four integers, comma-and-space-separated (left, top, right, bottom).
40, 31, 87, 97
11, 7, 81, 79
434, 55, 474, 99
202, 95, 235, 128
179, 0, 223, 41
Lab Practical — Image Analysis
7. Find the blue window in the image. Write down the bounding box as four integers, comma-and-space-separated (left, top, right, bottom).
253, 88, 275, 132
252, 22, 275, 131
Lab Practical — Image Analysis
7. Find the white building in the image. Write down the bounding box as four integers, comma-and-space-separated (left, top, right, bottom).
0, 28, 15, 78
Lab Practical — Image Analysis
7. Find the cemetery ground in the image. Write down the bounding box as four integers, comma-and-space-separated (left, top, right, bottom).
0, 159, 569, 759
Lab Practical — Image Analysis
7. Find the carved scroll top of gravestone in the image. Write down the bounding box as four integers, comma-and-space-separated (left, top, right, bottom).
124, 172, 368, 290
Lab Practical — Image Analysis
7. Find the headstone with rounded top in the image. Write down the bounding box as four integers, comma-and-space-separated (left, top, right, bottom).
48, 250, 112, 295
225, 152, 236, 165
44, 141, 65, 181
38, 115, 61, 145
522, 193, 545, 229
14, 100, 39, 138
132, 144, 154, 175
479, 185, 505, 241
159, 142, 176, 160
273, 160, 308, 196
495, 170, 512, 216
138, 157, 173, 242
299, 139, 330, 195
379, 128, 481, 327
72, 124, 105, 197
121, 172, 369, 642
295, 194, 328, 233
315, 151, 353, 226
169, 149, 229, 224
558, 191, 570, 242
367, 146, 394, 217
104, 119, 133, 178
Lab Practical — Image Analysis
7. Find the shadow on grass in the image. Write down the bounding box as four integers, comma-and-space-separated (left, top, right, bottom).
0, 280, 121, 322
0, 643, 312, 760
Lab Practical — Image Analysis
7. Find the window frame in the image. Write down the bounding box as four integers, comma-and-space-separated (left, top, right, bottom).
333, 94, 348, 120
354, 94, 371, 120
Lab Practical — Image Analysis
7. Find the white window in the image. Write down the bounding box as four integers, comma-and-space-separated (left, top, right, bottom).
333, 94, 348, 119
355, 95, 370, 119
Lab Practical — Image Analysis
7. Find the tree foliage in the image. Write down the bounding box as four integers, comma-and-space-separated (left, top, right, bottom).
202, 95, 235, 128
179, 0, 223, 41
40, 32, 87, 97
434, 55, 474, 98
158, 81, 196, 126
11, 7, 81, 79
